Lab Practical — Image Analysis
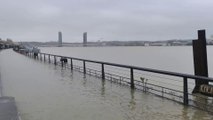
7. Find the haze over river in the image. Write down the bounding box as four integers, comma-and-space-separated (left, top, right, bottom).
0, 46, 213, 120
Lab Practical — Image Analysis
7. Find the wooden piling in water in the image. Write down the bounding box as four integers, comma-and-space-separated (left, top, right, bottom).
192, 30, 209, 93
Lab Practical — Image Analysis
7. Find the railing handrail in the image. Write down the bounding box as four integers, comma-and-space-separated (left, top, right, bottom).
39, 52, 213, 82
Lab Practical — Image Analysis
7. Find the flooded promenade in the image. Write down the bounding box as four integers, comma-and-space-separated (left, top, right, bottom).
0, 49, 213, 120
0, 50, 19, 120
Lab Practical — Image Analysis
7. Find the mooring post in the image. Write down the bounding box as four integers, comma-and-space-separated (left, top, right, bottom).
183, 77, 189, 105
102, 63, 105, 80
192, 30, 209, 93
70, 58, 73, 70
83, 60, 86, 74
44, 54, 46, 61
130, 68, 135, 89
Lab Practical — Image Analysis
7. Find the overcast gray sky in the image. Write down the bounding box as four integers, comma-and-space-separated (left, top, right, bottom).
0, 0, 213, 42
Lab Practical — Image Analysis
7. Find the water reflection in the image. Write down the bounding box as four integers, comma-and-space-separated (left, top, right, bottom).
129, 89, 136, 111
101, 80, 105, 97
181, 106, 190, 120
69, 71, 74, 81
193, 94, 208, 110
82, 74, 87, 88
190, 95, 210, 120
1, 49, 213, 120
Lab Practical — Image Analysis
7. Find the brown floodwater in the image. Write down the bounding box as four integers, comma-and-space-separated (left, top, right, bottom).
0, 49, 213, 120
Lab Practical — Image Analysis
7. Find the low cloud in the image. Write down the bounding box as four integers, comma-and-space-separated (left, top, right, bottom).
0, 0, 213, 42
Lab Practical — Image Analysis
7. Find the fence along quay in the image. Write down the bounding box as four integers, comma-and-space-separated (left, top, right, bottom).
13, 49, 213, 114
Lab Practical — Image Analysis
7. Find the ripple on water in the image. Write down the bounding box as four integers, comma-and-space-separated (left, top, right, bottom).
0, 49, 213, 120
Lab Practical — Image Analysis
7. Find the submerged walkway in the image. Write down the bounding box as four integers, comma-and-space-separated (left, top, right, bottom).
0, 97, 19, 120
0, 69, 19, 120
0, 49, 213, 120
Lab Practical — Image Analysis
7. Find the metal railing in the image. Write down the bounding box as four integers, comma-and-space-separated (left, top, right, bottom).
20, 51, 213, 113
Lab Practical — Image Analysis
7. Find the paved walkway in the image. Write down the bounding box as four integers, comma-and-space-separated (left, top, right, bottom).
0, 97, 19, 120
0, 71, 19, 120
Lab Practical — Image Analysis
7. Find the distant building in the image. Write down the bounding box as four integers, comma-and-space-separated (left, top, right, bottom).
144, 42, 150, 46
6, 38, 13, 43
58, 31, 62, 47
150, 42, 167, 46
83, 32, 87, 47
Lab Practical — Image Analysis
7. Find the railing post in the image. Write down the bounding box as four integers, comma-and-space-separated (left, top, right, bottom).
130, 68, 135, 89
183, 77, 189, 105
83, 60, 86, 74
44, 54, 46, 61
61, 57, 64, 67
40, 53, 42, 60
54, 56, 56, 65
102, 63, 105, 80
70, 58, 73, 70
48, 55, 50, 63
